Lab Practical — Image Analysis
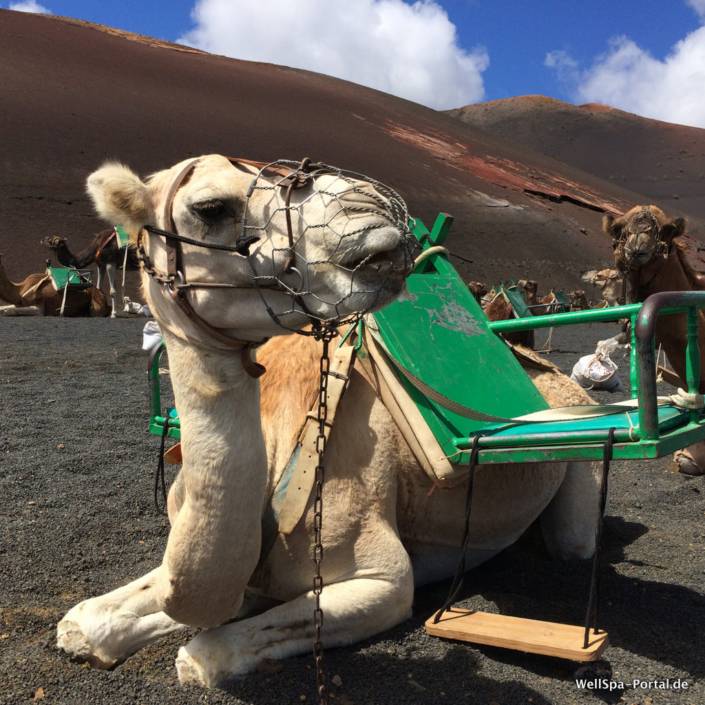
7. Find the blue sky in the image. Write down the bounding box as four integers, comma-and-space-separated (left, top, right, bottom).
5, 0, 705, 125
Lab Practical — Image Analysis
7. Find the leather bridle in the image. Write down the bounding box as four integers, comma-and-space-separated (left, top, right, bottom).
137, 156, 413, 377
614, 207, 671, 304
136, 156, 327, 377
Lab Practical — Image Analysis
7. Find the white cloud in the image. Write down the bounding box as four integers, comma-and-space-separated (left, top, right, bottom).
687, 0, 705, 20
575, 29, 705, 128
178, 0, 488, 109
544, 49, 579, 84
545, 2, 705, 129
9, 0, 52, 12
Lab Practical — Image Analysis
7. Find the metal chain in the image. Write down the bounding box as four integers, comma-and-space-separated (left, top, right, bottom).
312, 326, 336, 705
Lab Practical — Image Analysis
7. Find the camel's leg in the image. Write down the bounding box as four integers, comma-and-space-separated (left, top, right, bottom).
57, 568, 185, 667
95, 266, 102, 291
58, 479, 188, 667
540, 461, 602, 560
106, 262, 117, 318
674, 441, 705, 476
176, 572, 414, 688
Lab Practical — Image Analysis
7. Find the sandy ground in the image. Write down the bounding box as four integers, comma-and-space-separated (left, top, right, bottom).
1, 318, 703, 705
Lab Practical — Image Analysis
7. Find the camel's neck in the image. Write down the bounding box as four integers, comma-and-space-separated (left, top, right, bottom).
56, 239, 98, 269
159, 330, 268, 625
631, 249, 692, 301
632, 251, 705, 390
0, 257, 23, 305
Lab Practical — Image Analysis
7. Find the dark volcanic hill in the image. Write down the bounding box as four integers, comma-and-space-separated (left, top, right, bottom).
1, 10, 702, 296
447, 95, 705, 223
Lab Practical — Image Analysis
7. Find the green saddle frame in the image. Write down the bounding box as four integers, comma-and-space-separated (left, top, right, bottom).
48, 266, 92, 291
148, 212, 705, 467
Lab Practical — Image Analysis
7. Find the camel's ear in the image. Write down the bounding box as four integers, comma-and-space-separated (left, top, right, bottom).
602, 214, 620, 240
661, 217, 686, 242
86, 162, 155, 234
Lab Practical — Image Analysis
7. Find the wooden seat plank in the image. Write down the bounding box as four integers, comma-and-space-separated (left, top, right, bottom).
425, 609, 608, 662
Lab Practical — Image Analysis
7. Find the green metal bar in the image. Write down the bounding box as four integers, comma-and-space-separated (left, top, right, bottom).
148, 343, 166, 421
629, 314, 639, 397
428, 212, 454, 246
454, 428, 635, 449
686, 308, 701, 423
472, 420, 705, 464
414, 213, 455, 273
636, 292, 705, 439
488, 303, 644, 332
686, 308, 700, 393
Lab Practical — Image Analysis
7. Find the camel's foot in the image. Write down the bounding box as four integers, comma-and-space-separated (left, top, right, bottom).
56, 613, 116, 668
57, 601, 126, 668
57, 570, 184, 667
110, 311, 117, 319
674, 449, 705, 476
57, 599, 182, 667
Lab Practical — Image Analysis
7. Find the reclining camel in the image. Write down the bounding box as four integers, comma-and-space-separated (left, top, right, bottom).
57, 154, 601, 688
0, 253, 107, 316
605, 204, 705, 475
43, 230, 139, 318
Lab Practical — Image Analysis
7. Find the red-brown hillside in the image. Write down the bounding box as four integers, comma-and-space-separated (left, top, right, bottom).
448, 96, 705, 223
1, 11, 701, 293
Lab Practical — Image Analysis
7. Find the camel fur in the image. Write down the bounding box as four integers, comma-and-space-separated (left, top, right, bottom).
57, 154, 602, 688
605, 204, 705, 475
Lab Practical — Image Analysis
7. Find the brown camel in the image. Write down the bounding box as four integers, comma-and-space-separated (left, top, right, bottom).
0, 254, 109, 317
482, 281, 536, 347
605, 204, 705, 474
581, 268, 624, 307
43, 230, 139, 317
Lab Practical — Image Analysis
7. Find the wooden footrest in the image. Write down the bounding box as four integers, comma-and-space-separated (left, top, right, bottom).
425, 609, 608, 662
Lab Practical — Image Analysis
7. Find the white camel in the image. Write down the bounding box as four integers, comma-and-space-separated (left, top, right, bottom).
57, 154, 601, 688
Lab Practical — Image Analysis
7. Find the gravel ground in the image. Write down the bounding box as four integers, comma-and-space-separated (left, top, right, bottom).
1, 319, 703, 705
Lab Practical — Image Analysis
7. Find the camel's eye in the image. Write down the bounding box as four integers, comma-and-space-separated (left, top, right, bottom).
191, 198, 229, 223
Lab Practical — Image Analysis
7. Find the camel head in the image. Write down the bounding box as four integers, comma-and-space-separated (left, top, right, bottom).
568, 289, 589, 310
516, 278, 538, 305
581, 268, 623, 306
86, 155, 417, 343
41, 235, 67, 249
603, 205, 685, 273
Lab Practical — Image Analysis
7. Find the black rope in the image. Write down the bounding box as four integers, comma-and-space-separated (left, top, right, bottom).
154, 418, 170, 515
583, 427, 615, 648
432, 435, 481, 623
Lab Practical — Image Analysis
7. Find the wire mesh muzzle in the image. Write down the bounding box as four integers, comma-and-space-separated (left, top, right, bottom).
243, 160, 417, 330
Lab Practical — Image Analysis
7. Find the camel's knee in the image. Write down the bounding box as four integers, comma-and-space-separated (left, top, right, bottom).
158, 570, 245, 629
675, 442, 705, 476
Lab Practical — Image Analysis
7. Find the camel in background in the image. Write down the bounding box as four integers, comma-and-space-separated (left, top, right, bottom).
0, 253, 108, 316
605, 204, 705, 475
43, 229, 139, 317
582, 268, 623, 307
57, 154, 601, 687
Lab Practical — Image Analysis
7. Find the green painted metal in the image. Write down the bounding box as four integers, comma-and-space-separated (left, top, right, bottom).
114, 225, 130, 249
474, 420, 705, 464
501, 283, 532, 318
412, 212, 454, 273
48, 266, 91, 291
371, 216, 548, 463
148, 343, 181, 440
489, 303, 643, 332
146, 212, 705, 471
630, 314, 638, 397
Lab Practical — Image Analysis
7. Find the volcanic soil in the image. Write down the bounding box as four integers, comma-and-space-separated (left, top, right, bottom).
1, 317, 703, 705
